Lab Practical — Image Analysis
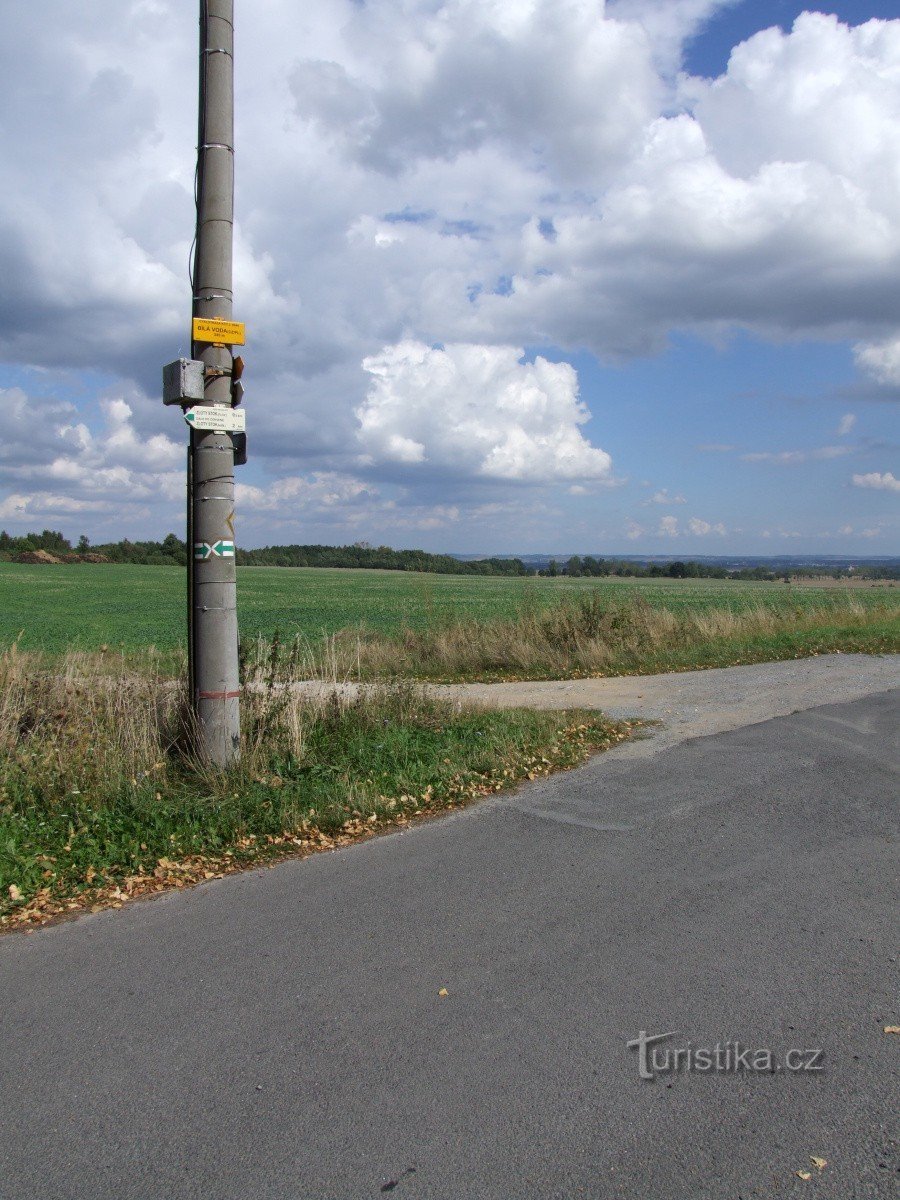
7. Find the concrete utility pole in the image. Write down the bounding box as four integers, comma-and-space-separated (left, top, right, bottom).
189, 0, 240, 765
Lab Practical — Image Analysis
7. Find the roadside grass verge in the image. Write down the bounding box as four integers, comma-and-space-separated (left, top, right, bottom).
0, 643, 633, 930
320, 592, 900, 682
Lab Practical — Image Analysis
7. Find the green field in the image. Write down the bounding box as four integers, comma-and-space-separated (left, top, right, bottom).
0, 561, 894, 656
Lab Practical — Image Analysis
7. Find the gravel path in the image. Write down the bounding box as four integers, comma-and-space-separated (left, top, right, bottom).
437, 653, 900, 756
290, 653, 899, 757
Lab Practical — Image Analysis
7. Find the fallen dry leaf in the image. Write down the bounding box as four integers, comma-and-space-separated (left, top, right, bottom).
795, 1170, 812, 1181
438, 987, 449, 997
8, 885, 21, 902
810, 1157, 827, 1171
883, 1025, 900, 1035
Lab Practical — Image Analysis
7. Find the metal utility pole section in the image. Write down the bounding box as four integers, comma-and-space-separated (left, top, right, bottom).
164, 1, 245, 766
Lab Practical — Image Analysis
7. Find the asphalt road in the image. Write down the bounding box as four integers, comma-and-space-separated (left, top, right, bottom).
1, 691, 898, 1199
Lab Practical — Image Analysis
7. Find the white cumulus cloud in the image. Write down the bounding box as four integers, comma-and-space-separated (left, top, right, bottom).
236, 473, 377, 513
687, 517, 726, 536
357, 342, 612, 483
851, 471, 900, 493
0, 386, 183, 531
657, 515, 679, 537
648, 488, 686, 505
477, 12, 900, 356
854, 336, 900, 386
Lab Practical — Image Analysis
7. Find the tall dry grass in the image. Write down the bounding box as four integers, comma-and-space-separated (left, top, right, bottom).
322, 592, 898, 680
238, 629, 365, 769
0, 642, 183, 796
0, 635, 367, 797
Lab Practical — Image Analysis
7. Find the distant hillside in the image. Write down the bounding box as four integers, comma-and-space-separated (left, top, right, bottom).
453, 552, 900, 580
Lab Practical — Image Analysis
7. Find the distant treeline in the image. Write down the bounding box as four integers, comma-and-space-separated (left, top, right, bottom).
541, 556, 788, 581
0, 530, 526, 575
542, 555, 899, 581
232, 542, 530, 574
2, 530, 897, 580
0, 529, 188, 565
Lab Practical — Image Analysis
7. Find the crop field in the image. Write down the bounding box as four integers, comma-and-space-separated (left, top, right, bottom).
0, 561, 895, 657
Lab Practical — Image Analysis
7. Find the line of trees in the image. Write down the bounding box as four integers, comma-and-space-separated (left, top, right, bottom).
0, 529, 78, 557
541, 556, 899, 581
0, 529, 188, 565
0, 531, 527, 575
3, 531, 897, 580
541, 556, 786, 581
232, 542, 529, 575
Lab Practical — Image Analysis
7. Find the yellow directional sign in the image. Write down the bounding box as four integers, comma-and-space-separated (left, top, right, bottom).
192, 317, 245, 345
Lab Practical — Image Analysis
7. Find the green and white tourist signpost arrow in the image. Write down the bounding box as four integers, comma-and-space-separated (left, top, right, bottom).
184, 406, 246, 433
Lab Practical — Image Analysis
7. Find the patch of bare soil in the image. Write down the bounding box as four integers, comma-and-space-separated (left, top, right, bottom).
13, 550, 61, 564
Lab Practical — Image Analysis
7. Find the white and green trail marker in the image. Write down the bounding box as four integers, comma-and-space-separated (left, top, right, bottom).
194, 540, 236, 561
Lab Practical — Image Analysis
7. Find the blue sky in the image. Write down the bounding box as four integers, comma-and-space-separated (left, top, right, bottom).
684, 0, 900, 75
0, 1, 898, 555
545, 334, 898, 551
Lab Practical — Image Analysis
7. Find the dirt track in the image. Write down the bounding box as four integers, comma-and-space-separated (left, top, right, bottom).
435, 653, 900, 755
290, 653, 899, 755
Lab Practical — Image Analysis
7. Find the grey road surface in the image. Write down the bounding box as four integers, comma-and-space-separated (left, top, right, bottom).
1, 691, 898, 1199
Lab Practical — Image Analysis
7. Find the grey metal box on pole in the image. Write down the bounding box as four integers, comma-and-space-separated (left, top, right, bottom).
163, 358, 206, 406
